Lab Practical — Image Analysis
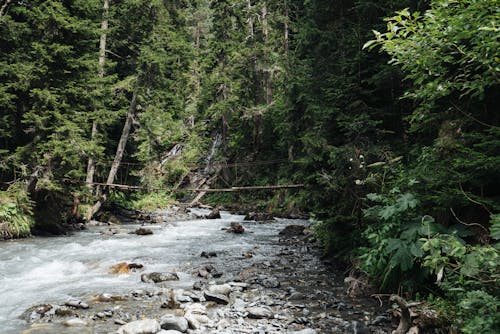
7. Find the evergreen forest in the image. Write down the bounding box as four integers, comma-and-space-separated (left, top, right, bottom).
0, 0, 499, 332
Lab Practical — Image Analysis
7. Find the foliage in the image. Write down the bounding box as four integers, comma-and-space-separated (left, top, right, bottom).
0, 184, 35, 239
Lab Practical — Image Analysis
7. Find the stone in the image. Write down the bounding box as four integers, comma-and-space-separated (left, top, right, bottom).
141, 272, 179, 283
158, 331, 183, 334
205, 208, 221, 219
208, 284, 232, 296
203, 291, 229, 305
200, 251, 217, 258
279, 225, 306, 237
244, 212, 274, 221
135, 228, 153, 235
160, 314, 188, 332
64, 318, 88, 326
246, 306, 273, 319
116, 319, 161, 334
65, 299, 89, 309
227, 222, 244, 234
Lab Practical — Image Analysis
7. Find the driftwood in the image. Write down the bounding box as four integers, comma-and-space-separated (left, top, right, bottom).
391, 295, 411, 334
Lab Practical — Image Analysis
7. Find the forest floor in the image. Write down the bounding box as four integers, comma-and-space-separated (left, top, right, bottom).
19, 208, 398, 334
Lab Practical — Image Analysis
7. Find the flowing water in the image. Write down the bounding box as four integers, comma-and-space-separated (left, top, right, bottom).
0, 209, 299, 333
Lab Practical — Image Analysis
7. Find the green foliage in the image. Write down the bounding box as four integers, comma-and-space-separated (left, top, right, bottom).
131, 192, 174, 211
0, 184, 35, 239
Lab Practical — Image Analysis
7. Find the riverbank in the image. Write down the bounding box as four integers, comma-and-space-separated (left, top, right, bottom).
2, 209, 399, 334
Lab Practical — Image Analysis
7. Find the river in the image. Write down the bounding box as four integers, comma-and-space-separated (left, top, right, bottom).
0, 209, 301, 333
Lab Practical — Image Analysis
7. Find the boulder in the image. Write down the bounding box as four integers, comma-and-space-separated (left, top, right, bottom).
227, 222, 244, 234
279, 225, 306, 237
116, 319, 161, 334
141, 272, 179, 283
244, 212, 274, 221
246, 306, 273, 319
160, 314, 188, 332
65, 299, 89, 309
203, 291, 229, 305
208, 284, 232, 296
135, 228, 153, 235
205, 208, 221, 219
200, 251, 217, 258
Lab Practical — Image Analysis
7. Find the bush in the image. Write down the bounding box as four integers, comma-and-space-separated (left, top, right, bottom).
0, 184, 35, 239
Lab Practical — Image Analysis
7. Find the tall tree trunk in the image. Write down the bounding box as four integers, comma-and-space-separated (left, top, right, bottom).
0, 0, 12, 18
247, 0, 254, 38
88, 89, 138, 219
86, 0, 109, 188
284, 0, 289, 55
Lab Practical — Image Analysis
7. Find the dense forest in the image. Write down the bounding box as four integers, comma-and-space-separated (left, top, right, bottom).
0, 0, 499, 332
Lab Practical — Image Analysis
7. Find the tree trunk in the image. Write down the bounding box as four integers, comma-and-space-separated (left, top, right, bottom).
88, 89, 138, 219
284, 0, 289, 54
86, 0, 109, 188
0, 0, 13, 18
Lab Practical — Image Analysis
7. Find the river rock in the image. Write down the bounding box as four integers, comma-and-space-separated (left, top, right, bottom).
141, 272, 179, 283
279, 225, 306, 237
246, 306, 273, 319
200, 251, 217, 258
135, 228, 153, 235
64, 318, 88, 326
205, 208, 221, 219
160, 314, 188, 332
116, 319, 161, 334
227, 222, 244, 234
65, 299, 89, 309
158, 331, 183, 334
244, 212, 274, 221
204, 291, 229, 305
208, 283, 232, 296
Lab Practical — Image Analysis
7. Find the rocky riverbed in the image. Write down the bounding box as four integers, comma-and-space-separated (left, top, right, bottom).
4, 208, 398, 334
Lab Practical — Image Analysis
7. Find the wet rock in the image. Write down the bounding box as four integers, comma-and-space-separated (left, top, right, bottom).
64, 318, 88, 326
371, 315, 390, 325
208, 283, 232, 296
204, 291, 229, 305
200, 251, 217, 258
135, 228, 153, 235
116, 319, 161, 334
141, 272, 179, 283
158, 331, 184, 334
244, 212, 274, 221
115, 319, 127, 325
205, 208, 221, 219
109, 262, 144, 274
65, 299, 89, 309
227, 222, 245, 234
197, 264, 222, 279
160, 314, 188, 332
246, 306, 273, 319
279, 225, 306, 237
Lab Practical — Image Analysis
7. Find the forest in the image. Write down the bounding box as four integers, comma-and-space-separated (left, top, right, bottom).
0, 0, 499, 333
